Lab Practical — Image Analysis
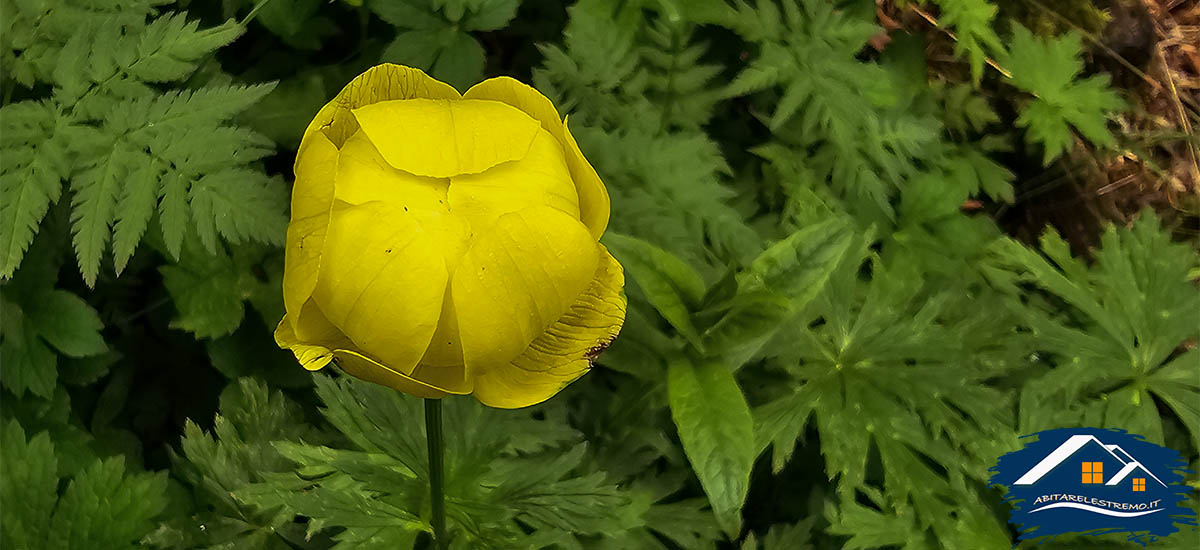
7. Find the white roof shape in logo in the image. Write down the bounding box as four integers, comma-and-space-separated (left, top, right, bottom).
1012, 434, 1167, 488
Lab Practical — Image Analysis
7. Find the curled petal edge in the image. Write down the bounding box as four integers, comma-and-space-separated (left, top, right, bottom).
472, 245, 627, 409
275, 316, 471, 399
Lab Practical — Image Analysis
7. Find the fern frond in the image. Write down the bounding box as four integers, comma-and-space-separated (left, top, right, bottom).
0, 0, 278, 286
639, 19, 724, 130
0, 103, 69, 277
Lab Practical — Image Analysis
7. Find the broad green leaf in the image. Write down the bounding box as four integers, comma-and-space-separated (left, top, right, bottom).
0, 298, 58, 398
160, 248, 246, 339
24, 289, 107, 357
160, 243, 275, 339
465, 0, 521, 31
668, 359, 754, 538
431, 31, 486, 92
605, 232, 706, 348
742, 217, 854, 304
700, 289, 792, 361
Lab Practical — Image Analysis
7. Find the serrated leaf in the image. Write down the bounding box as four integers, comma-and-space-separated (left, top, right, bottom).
935, 0, 1003, 82
0, 102, 67, 278
157, 172, 189, 260
1004, 26, 1124, 164
111, 160, 159, 275
668, 359, 754, 538
48, 457, 168, 550
69, 143, 130, 286
188, 169, 287, 253
129, 15, 244, 82
0, 420, 59, 549
160, 245, 247, 339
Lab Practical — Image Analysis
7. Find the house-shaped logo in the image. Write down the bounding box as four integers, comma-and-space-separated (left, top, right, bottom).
990, 428, 1195, 545
1013, 433, 1168, 509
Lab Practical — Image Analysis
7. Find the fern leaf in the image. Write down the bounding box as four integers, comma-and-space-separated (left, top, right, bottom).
188, 169, 288, 254
127, 14, 242, 83
158, 173, 190, 261
111, 160, 160, 275
0, 102, 68, 278
69, 145, 134, 286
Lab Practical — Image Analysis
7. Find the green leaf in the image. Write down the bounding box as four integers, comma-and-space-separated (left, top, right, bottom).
993, 210, 1200, 443
239, 474, 428, 541
1149, 349, 1200, 449
700, 289, 793, 361
465, 0, 521, 31
0, 420, 59, 548
0, 102, 67, 277
48, 456, 169, 550
1004, 26, 1124, 164
188, 168, 288, 253
431, 31, 486, 91
164, 378, 322, 549
668, 359, 754, 538
742, 217, 854, 302
605, 232, 707, 349
160, 244, 247, 339
934, 0, 1003, 82
240, 72, 328, 149
110, 159, 158, 275
127, 15, 243, 82
24, 290, 107, 357
0, 298, 59, 398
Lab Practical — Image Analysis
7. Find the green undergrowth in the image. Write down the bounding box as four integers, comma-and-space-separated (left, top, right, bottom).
1, 1, 1196, 549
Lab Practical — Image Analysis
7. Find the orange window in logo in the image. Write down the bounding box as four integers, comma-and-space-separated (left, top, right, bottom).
1081, 461, 1103, 484
1133, 478, 1146, 492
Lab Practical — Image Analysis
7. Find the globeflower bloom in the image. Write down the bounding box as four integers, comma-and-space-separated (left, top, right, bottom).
275, 64, 626, 408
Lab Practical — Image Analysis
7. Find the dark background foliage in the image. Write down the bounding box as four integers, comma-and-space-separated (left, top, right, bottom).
1, 0, 1197, 549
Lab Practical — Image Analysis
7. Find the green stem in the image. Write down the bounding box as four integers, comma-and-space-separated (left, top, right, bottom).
425, 398, 448, 550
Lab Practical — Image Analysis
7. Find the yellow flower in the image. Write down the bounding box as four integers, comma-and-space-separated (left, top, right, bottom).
274, 64, 626, 409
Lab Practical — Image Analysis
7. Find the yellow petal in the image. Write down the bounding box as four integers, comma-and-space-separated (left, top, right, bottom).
562, 115, 611, 238
451, 206, 599, 373
351, 99, 540, 178
464, 77, 610, 238
312, 202, 448, 372
334, 130, 450, 211
274, 299, 351, 371
333, 349, 469, 399
473, 246, 626, 408
301, 64, 460, 151
282, 132, 339, 331
448, 128, 579, 233
419, 288, 464, 368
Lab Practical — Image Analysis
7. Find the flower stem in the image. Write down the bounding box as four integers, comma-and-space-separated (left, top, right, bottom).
424, 398, 448, 550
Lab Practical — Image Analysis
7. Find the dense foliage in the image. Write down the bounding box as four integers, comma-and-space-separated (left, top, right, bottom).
1, 0, 1197, 549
